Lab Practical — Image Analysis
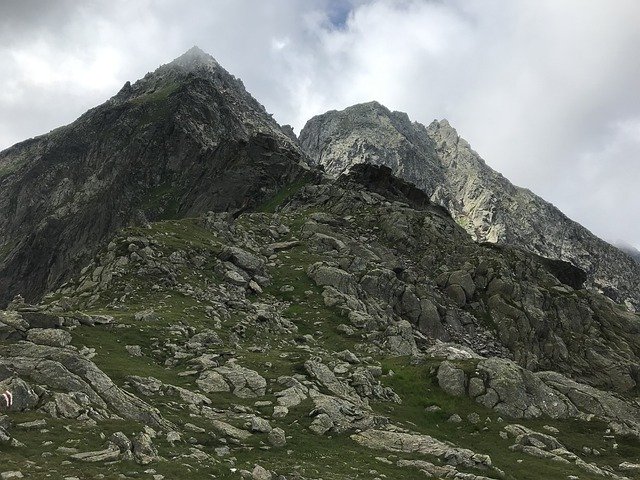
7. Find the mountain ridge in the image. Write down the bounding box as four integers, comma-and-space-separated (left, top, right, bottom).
0, 47, 310, 307
299, 102, 640, 311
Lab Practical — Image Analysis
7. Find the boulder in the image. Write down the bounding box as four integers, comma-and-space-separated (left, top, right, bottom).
437, 361, 467, 397
268, 427, 286, 447
196, 370, 230, 393
351, 429, 492, 470
214, 362, 266, 398
26, 328, 72, 347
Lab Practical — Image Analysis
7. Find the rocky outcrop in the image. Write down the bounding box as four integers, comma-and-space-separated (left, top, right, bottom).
351, 429, 494, 471
299, 102, 640, 311
436, 357, 640, 437
286, 165, 640, 392
1, 48, 639, 480
0, 341, 171, 429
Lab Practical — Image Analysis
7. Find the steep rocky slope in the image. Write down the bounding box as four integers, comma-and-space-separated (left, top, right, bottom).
0, 47, 309, 308
299, 102, 640, 311
1, 164, 639, 479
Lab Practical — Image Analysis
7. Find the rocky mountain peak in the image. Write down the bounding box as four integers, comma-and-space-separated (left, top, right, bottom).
0, 49, 309, 306
300, 103, 640, 311
170, 45, 219, 69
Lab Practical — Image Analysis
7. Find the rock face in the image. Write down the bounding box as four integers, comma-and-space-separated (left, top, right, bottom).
0, 46, 309, 307
351, 429, 493, 470
285, 164, 640, 393
299, 101, 640, 311
436, 357, 640, 437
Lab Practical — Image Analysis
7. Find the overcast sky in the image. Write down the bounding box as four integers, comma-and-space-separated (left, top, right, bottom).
1, 0, 639, 249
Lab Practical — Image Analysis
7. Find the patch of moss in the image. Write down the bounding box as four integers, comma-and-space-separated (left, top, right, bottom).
257, 176, 313, 213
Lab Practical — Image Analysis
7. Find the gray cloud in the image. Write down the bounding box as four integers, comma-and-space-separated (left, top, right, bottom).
1, 0, 638, 249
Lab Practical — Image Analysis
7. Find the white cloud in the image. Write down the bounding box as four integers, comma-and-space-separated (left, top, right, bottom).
0, 0, 639, 249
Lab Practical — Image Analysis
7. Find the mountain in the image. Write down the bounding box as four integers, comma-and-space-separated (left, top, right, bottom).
1, 49, 640, 480
0, 46, 310, 308
299, 101, 640, 311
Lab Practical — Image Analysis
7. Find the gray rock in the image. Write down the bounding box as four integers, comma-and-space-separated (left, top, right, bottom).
110, 432, 132, 453
134, 309, 158, 322
214, 362, 266, 398
132, 432, 158, 465
125, 345, 143, 356
382, 320, 418, 356
448, 270, 476, 300
447, 414, 462, 423
209, 419, 252, 441
307, 263, 356, 295
251, 465, 272, 480
351, 429, 492, 470
220, 246, 265, 275
70, 446, 120, 463
396, 459, 497, 480
0, 342, 171, 429
445, 284, 467, 307
267, 427, 286, 447
196, 370, 230, 393
250, 416, 272, 433
437, 361, 467, 397
0, 48, 308, 309
304, 359, 363, 405
308, 390, 382, 434
0, 472, 23, 479
309, 413, 334, 435
26, 328, 71, 347
299, 101, 640, 312
336, 350, 360, 364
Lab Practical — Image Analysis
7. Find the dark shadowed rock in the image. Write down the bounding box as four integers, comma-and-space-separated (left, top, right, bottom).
0, 47, 309, 307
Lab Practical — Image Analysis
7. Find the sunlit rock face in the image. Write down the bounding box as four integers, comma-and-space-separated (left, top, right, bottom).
300, 102, 640, 311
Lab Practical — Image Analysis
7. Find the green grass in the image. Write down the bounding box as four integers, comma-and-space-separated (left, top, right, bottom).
131, 83, 181, 106
141, 183, 181, 219
0, 157, 26, 178
131, 82, 181, 126
257, 177, 312, 213
0, 240, 16, 261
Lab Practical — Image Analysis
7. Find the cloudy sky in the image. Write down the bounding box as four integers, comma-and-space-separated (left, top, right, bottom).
1, 0, 639, 249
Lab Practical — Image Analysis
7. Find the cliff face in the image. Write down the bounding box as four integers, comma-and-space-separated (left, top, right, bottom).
0, 47, 309, 307
299, 102, 640, 311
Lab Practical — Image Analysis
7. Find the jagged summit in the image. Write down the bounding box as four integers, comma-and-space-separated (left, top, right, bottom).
300, 102, 640, 310
300, 101, 442, 190
166, 45, 221, 72
0, 50, 309, 306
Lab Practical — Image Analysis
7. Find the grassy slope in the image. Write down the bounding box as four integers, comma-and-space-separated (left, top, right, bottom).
2, 189, 639, 479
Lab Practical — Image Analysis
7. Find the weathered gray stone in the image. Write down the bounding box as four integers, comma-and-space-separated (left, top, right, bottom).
251, 465, 272, 480
351, 429, 492, 470
437, 361, 467, 397
249, 416, 272, 433
196, 370, 230, 393
26, 328, 71, 347
268, 427, 286, 447
214, 362, 266, 398
70, 446, 120, 463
